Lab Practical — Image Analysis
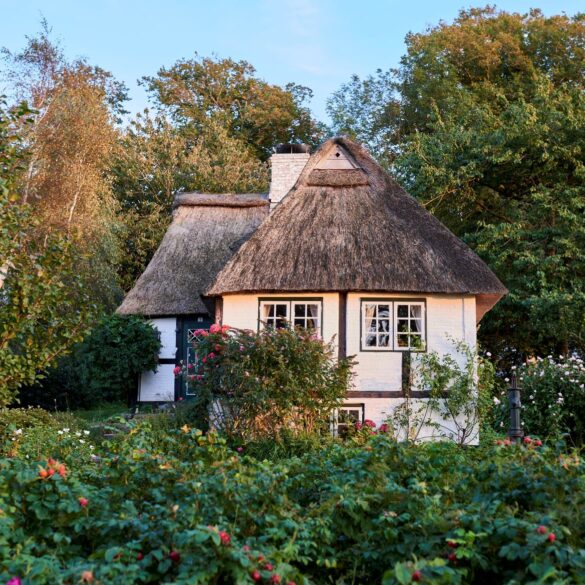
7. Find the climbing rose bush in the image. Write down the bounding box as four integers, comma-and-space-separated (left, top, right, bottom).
177, 325, 354, 443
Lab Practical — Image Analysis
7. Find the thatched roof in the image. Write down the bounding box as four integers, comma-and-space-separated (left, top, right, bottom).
117, 193, 269, 317
207, 137, 507, 319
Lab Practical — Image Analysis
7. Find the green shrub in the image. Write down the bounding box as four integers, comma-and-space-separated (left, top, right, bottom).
493, 354, 585, 444
19, 314, 161, 409
177, 325, 354, 443
1, 425, 585, 584
0, 407, 55, 443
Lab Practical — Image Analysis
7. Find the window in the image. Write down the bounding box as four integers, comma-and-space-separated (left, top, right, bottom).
361, 299, 425, 351
395, 302, 424, 350
259, 299, 322, 332
363, 303, 391, 348
335, 403, 365, 437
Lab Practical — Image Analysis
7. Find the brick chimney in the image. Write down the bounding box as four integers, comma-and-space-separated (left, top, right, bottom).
269, 143, 310, 210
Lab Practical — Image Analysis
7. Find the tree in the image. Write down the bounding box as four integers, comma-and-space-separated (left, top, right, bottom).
2, 22, 126, 309
141, 54, 325, 159
0, 99, 95, 405
328, 8, 585, 358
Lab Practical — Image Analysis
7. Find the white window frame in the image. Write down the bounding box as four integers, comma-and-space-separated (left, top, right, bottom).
361, 302, 392, 349
259, 299, 323, 333
394, 301, 425, 351
259, 300, 289, 330
361, 299, 426, 352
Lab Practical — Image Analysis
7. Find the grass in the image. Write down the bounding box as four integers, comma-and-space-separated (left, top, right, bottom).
69, 401, 129, 423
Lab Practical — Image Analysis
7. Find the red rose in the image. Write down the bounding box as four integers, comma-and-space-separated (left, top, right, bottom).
78, 497, 89, 507
355, 422, 363, 430
137, 552, 144, 561
447, 540, 458, 548
523, 436, 532, 444
208, 352, 216, 360
251, 570, 261, 582
271, 575, 281, 584
173, 366, 181, 376
364, 419, 376, 428
219, 531, 231, 546
535, 439, 543, 446
536, 525, 547, 535
547, 533, 556, 543
215, 344, 222, 352
379, 423, 389, 433
264, 563, 274, 571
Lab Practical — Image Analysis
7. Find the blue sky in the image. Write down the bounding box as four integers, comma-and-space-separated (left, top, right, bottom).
1, 0, 583, 124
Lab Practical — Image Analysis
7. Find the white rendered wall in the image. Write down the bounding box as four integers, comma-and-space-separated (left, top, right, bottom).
137, 318, 177, 402
150, 317, 177, 359
139, 365, 176, 402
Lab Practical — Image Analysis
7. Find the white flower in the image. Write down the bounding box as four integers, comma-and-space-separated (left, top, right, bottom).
57, 430, 63, 435
486, 352, 492, 357
83, 430, 90, 436
79, 439, 85, 444
504, 377, 510, 383
493, 397, 501, 405
511, 365, 517, 371
13, 428, 22, 435
500, 422, 504, 427
529, 395, 535, 400
75, 431, 82, 437
63, 428, 70, 433
90, 445, 95, 450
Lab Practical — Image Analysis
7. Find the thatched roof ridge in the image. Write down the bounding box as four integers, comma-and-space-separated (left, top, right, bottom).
207, 137, 507, 313
118, 193, 269, 317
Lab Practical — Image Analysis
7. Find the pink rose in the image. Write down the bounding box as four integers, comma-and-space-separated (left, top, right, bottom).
7, 578, 22, 585
207, 352, 216, 360
364, 419, 376, 429
209, 324, 222, 334
173, 366, 181, 376
355, 422, 363, 430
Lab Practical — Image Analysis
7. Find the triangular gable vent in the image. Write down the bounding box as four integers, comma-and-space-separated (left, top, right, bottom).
316, 145, 358, 169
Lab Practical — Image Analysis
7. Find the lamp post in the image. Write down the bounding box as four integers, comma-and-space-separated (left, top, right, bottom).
508, 374, 523, 443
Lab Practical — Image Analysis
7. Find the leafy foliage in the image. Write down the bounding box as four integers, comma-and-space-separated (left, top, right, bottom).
1, 420, 585, 584
493, 354, 585, 445
20, 315, 161, 410
328, 8, 585, 358
177, 325, 353, 443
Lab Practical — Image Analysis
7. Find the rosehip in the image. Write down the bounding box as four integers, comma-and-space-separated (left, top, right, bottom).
39, 469, 48, 479
81, 570, 93, 583
137, 552, 144, 561
264, 563, 274, 571
48, 458, 56, 467
169, 550, 181, 563
447, 540, 458, 548
412, 570, 422, 582
523, 436, 532, 444
535, 439, 543, 446
78, 497, 89, 507
271, 575, 281, 584
242, 545, 251, 552
219, 530, 231, 546
547, 533, 556, 543
536, 525, 547, 535
251, 570, 261, 582
447, 552, 457, 562
47, 468, 55, 476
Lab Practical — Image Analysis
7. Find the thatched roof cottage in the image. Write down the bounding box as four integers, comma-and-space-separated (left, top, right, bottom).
119, 137, 506, 430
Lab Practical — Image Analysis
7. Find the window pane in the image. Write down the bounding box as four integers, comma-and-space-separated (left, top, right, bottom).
377, 319, 389, 332
294, 304, 306, 317
294, 318, 305, 328
410, 334, 422, 348
307, 304, 319, 317
275, 304, 288, 317
264, 304, 275, 319
365, 333, 377, 347
397, 334, 409, 347
397, 319, 409, 333
378, 333, 390, 347
411, 319, 422, 333
307, 318, 318, 329
378, 305, 390, 318
365, 303, 377, 319
410, 305, 422, 319
275, 317, 288, 329
397, 304, 408, 318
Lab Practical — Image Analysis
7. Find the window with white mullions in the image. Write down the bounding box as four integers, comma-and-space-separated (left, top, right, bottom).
292, 302, 320, 330
395, 302, 424, 350
259, 300, 322, 332
363, 303, 391, 348
261, 302, 289, 329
